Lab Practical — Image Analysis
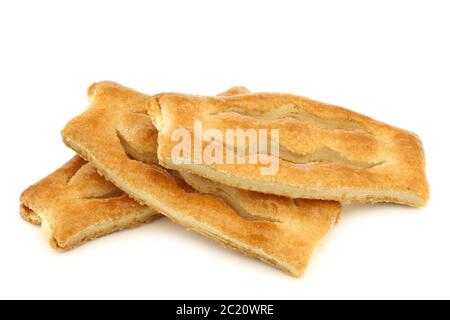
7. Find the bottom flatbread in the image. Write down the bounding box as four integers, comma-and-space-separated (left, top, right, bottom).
20, 156, 159, 250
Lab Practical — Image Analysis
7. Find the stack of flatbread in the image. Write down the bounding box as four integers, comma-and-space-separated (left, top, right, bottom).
20, 82, 429, 276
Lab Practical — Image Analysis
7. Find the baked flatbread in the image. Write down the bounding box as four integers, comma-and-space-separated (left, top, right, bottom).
20, 156, 159, 250
62, 82, 340, 276
149, 90, 429, 207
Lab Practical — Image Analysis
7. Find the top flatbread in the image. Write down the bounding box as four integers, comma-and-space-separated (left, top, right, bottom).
148, 90, 429, 207
62, 82, 340, 276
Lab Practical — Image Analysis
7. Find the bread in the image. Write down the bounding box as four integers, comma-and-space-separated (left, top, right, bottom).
20, 156, 160, 250
62, 82, 341, 276
148, 90, 429, 207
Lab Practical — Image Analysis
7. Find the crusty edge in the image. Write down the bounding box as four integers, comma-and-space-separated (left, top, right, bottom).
20, 202, 160, 250
160, 159, 427, 207
63, 135, 323, 276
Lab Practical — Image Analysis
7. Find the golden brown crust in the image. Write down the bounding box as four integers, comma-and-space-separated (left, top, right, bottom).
20, 156, 159, 250
61, 82, 340, 276
149, 91, 429, 207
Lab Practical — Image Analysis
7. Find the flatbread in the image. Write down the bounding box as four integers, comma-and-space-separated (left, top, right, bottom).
149, 90, 429, 207
20, 156, 159, 250
62, 82, 340, 276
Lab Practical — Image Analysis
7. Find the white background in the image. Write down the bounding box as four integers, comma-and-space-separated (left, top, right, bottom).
0, 0, 449, 300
